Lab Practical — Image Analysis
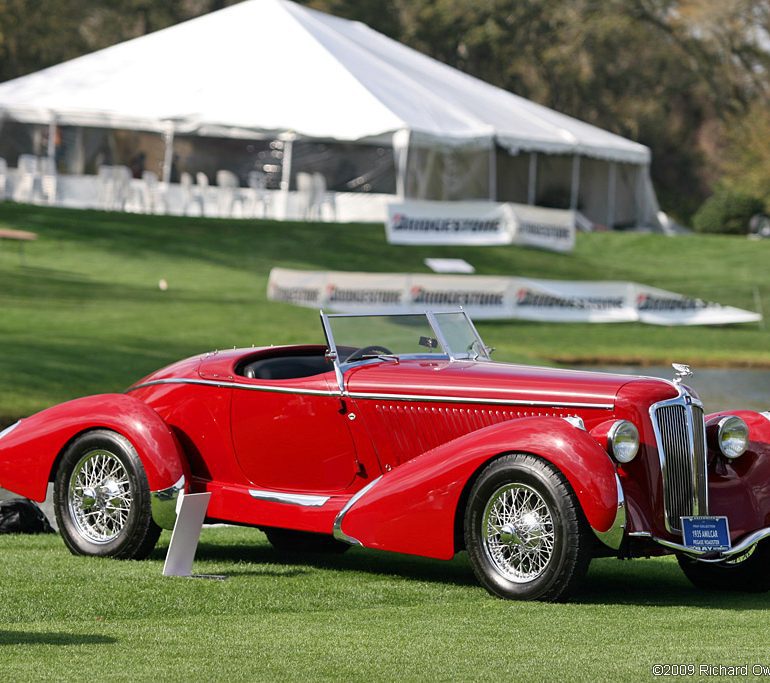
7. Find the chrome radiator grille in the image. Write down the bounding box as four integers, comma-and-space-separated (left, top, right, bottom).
652, 397, 708, 532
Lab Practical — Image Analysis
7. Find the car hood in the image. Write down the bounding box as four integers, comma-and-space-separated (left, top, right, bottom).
345, 359, 677, 408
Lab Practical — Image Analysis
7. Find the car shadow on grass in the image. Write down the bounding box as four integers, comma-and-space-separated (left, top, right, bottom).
186, 540, 770, 608
0, 631, 116, 646
188, 541, 479, 587
575, 558, 770, 609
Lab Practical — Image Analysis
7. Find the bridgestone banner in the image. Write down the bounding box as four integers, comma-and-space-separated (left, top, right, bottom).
385, 200, 575, 252
268, 268, 761, 326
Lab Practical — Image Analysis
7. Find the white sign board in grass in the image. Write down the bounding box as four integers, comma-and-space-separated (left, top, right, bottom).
268, 268, 761, 326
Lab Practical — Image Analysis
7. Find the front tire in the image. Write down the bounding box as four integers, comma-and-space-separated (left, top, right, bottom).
54, 429, 160, 559
464, 453, 592, 601
678, 541, 770, 592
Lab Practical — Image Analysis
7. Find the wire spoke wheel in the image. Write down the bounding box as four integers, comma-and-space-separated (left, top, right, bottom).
482, 483, 555, 583
55, 430, 161, 559
68, 449, 133, 544
464, 453, 591, 601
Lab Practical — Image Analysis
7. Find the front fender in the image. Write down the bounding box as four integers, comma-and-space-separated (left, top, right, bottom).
0, 394, 187, 504
706, 410, 770, 539
338, 416, 618, 560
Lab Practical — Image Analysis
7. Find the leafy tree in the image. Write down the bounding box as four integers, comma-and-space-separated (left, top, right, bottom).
0, 0, 94, 82
719, 103, 770, 209
692, 191, 765, 234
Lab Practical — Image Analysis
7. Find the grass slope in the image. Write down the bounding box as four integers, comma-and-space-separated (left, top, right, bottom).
1, 527, 768, 682
1, 203, 770, 419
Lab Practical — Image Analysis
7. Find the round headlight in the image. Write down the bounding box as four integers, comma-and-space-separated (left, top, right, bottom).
608, 420, 639, 463
718, 416, 749, 459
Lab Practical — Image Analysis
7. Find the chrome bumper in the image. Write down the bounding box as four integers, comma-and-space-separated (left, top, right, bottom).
150, 475, 185, 530
629, 527, 770, 562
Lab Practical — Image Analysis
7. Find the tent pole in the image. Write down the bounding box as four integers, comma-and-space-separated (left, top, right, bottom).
635, 164, 645, 227
606, 161, 617, 228
161, 122, 175, 183
47, 114, 57, 161
393, 129, 410, 199
527, 152, 537, 205
488, 141, 497, 201
570, 155, 581, 210
73, 126, 85, 174
280, 132, 295, 219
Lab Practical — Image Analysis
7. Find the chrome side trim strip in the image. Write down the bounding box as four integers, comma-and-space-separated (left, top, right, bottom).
0, 420, 20, 440
127, 378, 614, 410
150, 474, 186, 530
629, 527, 770, 562
592, 473, 626, 550
128, 378, 336, 397
333, 475, 383, 546
349, 391, 613, 410
249, 490, 330, 507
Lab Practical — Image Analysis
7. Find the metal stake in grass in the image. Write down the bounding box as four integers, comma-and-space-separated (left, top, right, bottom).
163, 492, 226, 581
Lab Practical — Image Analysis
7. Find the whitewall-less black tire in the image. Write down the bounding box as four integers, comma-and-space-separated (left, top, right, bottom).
464, 453, 592, 601
678, 541, 770, 592
54, 429, 160, 559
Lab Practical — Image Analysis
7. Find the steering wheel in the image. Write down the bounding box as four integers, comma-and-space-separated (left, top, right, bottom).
346, 345, 394, 362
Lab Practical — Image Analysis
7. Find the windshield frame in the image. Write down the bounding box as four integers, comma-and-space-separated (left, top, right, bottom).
320, 310, 490, 392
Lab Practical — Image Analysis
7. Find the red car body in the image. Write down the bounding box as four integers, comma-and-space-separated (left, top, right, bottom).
2, 311, 770, 600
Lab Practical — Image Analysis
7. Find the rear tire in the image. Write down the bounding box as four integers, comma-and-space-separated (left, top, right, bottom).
464, 453, 592, 601
54, 429, 160, 559
678, 541, 770, 592
264, 528, 349, 554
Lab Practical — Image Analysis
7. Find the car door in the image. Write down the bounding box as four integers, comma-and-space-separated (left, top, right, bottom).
230, 372, 360, 493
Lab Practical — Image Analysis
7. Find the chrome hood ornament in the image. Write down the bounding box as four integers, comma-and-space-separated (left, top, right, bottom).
671, 363, 693, 385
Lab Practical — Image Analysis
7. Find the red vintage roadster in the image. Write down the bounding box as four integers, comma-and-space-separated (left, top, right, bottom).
2, 311, 770, 601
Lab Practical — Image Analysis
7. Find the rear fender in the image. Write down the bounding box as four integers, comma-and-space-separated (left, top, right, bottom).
0, 394, 187, 504
338, 416, 619, 560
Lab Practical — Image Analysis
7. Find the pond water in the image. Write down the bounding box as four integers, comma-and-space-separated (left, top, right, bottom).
596, 366, 770, 413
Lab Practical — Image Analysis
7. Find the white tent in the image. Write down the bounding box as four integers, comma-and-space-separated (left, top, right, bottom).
0, 0, 658, 226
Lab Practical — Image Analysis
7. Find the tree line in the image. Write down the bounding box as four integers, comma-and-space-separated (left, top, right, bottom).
1, 0, 768, 222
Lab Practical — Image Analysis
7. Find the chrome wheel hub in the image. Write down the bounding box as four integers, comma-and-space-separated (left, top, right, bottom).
68, 449, 132, 544
482, 483, 555, 583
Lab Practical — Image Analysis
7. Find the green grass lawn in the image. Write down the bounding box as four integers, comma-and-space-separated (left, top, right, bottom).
1, 202, 770, 420
1, 527, 767, 681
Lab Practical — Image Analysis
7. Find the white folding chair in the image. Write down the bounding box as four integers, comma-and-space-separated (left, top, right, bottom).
196, 172, 210, 216
39, 157, 58, 205
296, 172, 315, 219
96, 165, 114, 209
313, 172, 336, 221
14, 154, 38, 203
247, 170, 271, 218
215, 169, 240, 218
112, 166, 132, 211
0, 158, 7, 201
179, 172, 200, 216
142, 170, 167, 214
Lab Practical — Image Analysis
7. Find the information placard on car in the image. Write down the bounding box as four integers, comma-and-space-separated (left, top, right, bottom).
681, 516, 731, 552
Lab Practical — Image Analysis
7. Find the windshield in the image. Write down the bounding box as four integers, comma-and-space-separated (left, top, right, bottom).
322, 311, 490, 363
